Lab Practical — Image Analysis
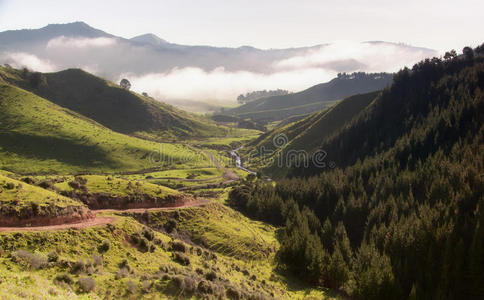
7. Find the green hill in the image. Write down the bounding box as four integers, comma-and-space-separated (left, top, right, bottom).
0, 67, 227, 140
227, 72, 392, 123
0, 173, 90, 226
245, 91, 380, 176
0, 82, 208, 174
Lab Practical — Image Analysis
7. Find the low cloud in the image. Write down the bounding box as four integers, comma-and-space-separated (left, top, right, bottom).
124, 67, 336, 103
0, 52, 59, 72
46, 36, 117, 49
125, 41, 436, 103
274, 41, 437, 73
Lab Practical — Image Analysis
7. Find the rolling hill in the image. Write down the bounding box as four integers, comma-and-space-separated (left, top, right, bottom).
0, 66, 228, 139
244, 91, 380, 176
0, 80, 208, 174
226, 72, 393, 123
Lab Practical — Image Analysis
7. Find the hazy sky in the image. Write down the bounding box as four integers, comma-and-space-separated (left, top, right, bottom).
0, 0, 482, 51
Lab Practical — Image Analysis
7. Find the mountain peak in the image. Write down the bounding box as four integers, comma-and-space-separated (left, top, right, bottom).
40, 21, 112, 38
130, 33, 168, 46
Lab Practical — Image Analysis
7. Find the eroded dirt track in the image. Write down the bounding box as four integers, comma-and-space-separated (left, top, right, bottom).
0, 199, 210, 232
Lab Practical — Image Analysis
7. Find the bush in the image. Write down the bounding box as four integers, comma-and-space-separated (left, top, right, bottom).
78, 277, 96, 293
130, 232, 141, 244
12, 250, 47, 269
47, 251, 59, 263
71, 260, 86, 274
55, 273, 73, 285
197, 280, 214, 294
98, 240, 110, 254
92, 255, 103, 266
172, 253, 190, 266
139, 237, 150, 252
68, 181, 81, 189
226, 286, 241, 299
171, 241, 186, 252
164, 220, 177, 233
205, 270, 217, 281
142, 228, 155, 241
5, 182, 15, 189
126, 280, 137, 294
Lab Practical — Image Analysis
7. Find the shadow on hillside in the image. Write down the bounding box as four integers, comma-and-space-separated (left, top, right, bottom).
0, 132, 120, 169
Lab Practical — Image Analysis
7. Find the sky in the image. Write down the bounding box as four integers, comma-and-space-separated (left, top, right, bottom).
0, 0, 483, 52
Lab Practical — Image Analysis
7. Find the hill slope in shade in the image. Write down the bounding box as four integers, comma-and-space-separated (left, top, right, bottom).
0, 67, 228, 139
227, 72, 392, 122
245, 91, 380, 176
230, 50, 484, 299
0, 82, 208, 174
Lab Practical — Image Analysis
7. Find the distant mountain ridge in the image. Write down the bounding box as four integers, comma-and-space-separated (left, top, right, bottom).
226, 72, 393, 123
0, 22, 437, 76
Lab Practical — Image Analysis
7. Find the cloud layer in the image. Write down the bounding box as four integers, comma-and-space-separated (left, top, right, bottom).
0, 52, 58, 72
1, 38, 437, 104
124, 41, 437, 103
46, 36, 117, 49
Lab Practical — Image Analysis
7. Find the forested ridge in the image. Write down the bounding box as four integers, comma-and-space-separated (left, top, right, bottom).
230, 46, 484, 299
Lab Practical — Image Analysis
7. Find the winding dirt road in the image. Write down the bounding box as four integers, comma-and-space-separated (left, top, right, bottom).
0, 199, 210, 232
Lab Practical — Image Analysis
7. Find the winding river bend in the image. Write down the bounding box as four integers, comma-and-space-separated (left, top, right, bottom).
229, 147, 257, 175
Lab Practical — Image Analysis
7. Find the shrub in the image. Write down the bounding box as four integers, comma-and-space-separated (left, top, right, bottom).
92, 255, 103, 266
68, 181, 81, 189
141, 280, 152, 293
47, 251, 59, 263
197, 280, 214, 294
183, 276, 197, 294
38, 180, 54, 189
118, 259, 130, 271
130, 232, 141, 244
172, 253, 190, 266
142, 228, 155, 241
71, 260, 86, 274
139, 237, 150, 252
116, 267, 129, 279
226, 286, 241, 299
5, 182, 15, 189
78, 277, 96, 293
12, 250, 47, 269
55, 273, 73, 285
164, 220, 177, 233
205, 270, 217, 281
171, 241, 186, 252
98, 240, 110, 254
126, 280, 137, 294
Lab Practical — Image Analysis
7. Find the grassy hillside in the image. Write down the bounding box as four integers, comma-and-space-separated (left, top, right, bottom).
0, 208, 334, 299
245, 91, 380, 176
227, 72, 392, 122
0, 82, 209, 174
0, 66, 228, 139
0, 173, 90, 226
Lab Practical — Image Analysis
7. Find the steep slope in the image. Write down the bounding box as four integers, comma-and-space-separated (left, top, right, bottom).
0, 173, 90, 226
230, 51, 484, 299
0, 82, 207, 174
227, 72, 392, 122
245, 91, 380, 175
0, 67, 227, 139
